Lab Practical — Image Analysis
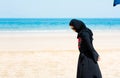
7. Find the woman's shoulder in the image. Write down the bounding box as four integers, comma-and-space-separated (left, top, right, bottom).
77, 31, 88, 39
77, 28, 93, 38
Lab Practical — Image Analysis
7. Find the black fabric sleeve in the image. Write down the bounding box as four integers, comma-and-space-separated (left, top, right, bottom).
80, 32, 99, 63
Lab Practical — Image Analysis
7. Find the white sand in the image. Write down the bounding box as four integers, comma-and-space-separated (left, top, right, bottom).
0, 31, 120, 78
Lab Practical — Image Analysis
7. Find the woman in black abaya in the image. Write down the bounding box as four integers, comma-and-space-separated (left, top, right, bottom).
69, 19, 102, 78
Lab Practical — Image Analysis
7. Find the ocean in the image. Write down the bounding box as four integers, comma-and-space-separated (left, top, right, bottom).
0, 18, 120, 32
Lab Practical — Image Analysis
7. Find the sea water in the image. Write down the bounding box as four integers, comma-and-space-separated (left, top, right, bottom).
0, 18, 120, 32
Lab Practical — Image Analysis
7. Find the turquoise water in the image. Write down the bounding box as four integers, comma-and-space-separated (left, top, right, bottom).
0, 18, 120, 32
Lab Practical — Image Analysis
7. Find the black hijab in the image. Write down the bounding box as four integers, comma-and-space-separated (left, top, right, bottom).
69, 19, 86, 33
69, 19, 93, 38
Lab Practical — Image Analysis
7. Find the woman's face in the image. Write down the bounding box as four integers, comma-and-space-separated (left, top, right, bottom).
70, 25, 76, 32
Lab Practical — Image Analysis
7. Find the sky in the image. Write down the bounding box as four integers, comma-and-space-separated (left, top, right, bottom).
0, 0, 120, 18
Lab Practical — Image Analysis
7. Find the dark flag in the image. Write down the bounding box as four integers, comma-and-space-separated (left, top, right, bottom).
113, 0, 120, 6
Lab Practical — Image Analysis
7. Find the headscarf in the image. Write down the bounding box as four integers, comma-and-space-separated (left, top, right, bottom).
69, 19, 93, 39
69, 19, 86, 33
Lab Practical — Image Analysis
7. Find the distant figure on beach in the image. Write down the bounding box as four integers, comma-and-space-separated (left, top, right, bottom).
69, 19, 102, 78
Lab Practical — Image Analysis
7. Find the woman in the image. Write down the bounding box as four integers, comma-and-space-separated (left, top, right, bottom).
69, 19, 102, 78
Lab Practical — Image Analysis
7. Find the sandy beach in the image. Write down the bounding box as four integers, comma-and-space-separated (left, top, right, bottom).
0, 31, 120, 78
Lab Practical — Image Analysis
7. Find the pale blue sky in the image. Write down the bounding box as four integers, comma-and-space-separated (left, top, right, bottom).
0, 0, 120, 18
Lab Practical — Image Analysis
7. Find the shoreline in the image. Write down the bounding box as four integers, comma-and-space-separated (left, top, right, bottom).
0, 30, 119, 51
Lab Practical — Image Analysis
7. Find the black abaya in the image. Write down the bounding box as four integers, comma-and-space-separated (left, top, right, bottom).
77, 31, 102, 78
69, 19, 102, 78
